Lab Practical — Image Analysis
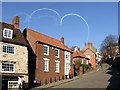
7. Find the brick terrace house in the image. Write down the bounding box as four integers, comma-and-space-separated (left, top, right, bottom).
72, 47, 89, 76
82, 42, 97, 69
0, 16, 28, 89
23, 28, 72, 86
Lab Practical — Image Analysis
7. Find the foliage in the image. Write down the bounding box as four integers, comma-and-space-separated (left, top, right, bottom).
100, 34, 118, 60
82, 64, 90, 70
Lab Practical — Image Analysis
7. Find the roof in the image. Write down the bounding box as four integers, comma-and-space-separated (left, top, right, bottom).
72, 50, 89, 59
0, 22, 28, 46
24, 28, 72, 52
82, 43, 97, 54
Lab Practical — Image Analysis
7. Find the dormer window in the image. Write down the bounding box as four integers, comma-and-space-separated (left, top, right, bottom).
3, 28, 13, 39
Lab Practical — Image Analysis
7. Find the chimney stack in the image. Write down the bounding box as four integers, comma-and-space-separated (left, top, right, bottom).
84, 42, 86, 46
61, 37, 64, 44
88, 42, 92, 46
12, 16, 20, 29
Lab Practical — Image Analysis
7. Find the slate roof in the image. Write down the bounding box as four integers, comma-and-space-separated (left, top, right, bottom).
0, 22, 28, 46
24, 28, 72, 52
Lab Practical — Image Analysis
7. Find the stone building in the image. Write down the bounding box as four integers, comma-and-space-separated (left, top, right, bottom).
0, 16, 28, 89
72, 47, 89, 76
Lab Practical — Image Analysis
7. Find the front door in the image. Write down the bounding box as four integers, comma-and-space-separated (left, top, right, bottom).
2, 80, 8, 90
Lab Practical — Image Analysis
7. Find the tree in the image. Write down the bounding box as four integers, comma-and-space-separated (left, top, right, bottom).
100, 35, 118, 62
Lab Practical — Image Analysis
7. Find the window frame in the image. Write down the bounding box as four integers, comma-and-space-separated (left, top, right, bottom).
43, 58, 50, 72
55, 48, 60, 58
55, 60, 60, 73
86, 60, 89, 65
3, 28, 13, 39
66, 63, 70, 74
1, 62, 15, 73
2, 44, 15, 55
43, 45, 49, 55
8, 81, 18, 89
65, 51, 70, 61
86, 55, 91, 59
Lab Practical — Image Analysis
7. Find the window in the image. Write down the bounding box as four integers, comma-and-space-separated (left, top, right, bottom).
3, 28, 13, 39
55, 48, 59, 58
86, 60, 89, 65
43, 45, 49, 55
2, 62, 15, 72
2, 45, 14, 54
43, 58, 49, 72
86, 55, 91, 59
81, 58, 84, 64
66, 51, 70, 60
8, 81, 18, 89
55, 60, 60, 73
66, 63, 70, 74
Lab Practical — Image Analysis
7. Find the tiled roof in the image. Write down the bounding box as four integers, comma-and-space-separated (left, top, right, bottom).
73, 50, 89, 59
0, 22, 28, 46
25, 28, 72, 52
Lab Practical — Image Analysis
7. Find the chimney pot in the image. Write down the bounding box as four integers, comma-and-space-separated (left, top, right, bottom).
12, 16, 20, 29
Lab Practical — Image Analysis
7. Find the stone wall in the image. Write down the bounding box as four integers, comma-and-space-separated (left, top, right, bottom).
0, 42, 28, 82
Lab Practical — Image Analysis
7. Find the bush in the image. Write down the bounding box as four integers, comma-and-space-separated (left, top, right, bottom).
82, 64, 90, 70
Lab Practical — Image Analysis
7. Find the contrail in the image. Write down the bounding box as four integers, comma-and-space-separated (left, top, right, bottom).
60, 13, 90, 43
28, 8, 61, 28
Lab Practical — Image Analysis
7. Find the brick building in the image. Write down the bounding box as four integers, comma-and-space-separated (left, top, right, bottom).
82, 42, 97, 69
0, 16, 28, 89
72, 47, 89, 76
23, 28, 72, 86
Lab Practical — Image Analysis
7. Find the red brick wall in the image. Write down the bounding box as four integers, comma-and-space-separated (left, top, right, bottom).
83, 49, 96, 69
35, 42, 66, 85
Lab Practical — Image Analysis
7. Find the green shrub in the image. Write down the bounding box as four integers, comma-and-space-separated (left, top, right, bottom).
82, 64, 90, 70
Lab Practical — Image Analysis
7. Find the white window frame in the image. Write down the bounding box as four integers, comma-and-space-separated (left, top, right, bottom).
8, 81, 18, 89
81, 58, 84, 64
3, 28, 13, 39
1, 62, 15, 73
64, 51, 71, 75
86, 55, 91, 59
55, 60, 60, 73
43, 45, 49, 55
86, 60, 89, 65
66, 63, 70, 75
55, 48, 60, 58
43, 58, 50, 72
65, 51, 70, 61
2, 44, 15, 55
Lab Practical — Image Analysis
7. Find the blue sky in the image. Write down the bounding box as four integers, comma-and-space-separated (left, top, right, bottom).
2, 2, 118, 51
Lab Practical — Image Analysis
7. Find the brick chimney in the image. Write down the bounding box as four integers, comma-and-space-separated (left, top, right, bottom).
61, 37, 64, 44
84, 42, 86, 46
12, 16, 20, 29
88, 42, 92, 46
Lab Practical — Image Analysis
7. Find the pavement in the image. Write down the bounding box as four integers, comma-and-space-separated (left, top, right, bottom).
31, 64, 109, 90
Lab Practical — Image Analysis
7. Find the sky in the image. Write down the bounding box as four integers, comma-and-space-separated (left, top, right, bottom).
2, 2, 118, 51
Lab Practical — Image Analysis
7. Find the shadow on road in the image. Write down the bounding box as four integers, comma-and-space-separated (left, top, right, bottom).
106, 66, 120, 89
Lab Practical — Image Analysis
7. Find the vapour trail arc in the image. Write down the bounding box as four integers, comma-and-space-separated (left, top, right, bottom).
28, 8, 61, 28
60, 13, 90, 43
